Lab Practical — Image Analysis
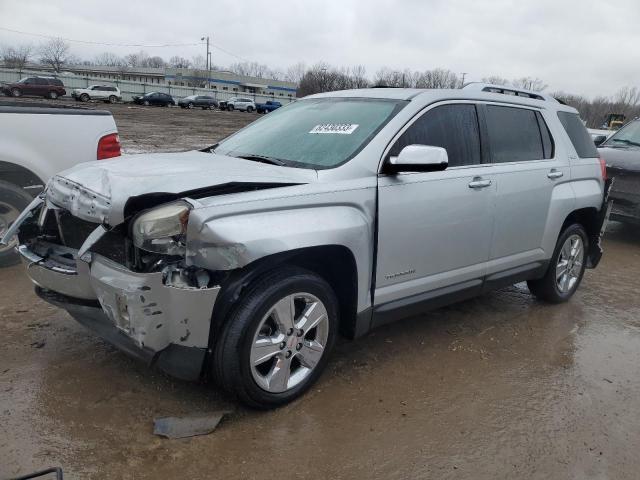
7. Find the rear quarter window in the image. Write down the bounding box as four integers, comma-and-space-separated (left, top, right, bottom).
557, 111, 598, 158
484, 105, 546, 162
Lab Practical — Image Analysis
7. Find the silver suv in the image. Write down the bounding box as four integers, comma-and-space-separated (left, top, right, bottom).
5, 84, 609, 408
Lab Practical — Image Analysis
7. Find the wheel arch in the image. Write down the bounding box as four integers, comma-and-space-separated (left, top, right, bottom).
208, 245, 361, 349
0, 161, 45, 196
560, 206, 603, 268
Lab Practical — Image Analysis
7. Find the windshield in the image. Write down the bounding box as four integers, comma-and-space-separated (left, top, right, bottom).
184, 95, 197, 100
214, 98, 406, 169
17, 77, 30, 83
603, 121, 640, 148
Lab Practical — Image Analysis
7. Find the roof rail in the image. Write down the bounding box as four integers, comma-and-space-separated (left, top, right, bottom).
462, 82, 558, 103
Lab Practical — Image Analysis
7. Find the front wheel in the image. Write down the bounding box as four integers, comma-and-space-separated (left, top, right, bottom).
80, 93, 90, 102
143, 100, 150, 106
108, 95, 117, 104
11, 88, 21, 97
213, 266, 338, 409
246, 106, 254, 113
48, 91, 59, 99
527, 224, 588, 303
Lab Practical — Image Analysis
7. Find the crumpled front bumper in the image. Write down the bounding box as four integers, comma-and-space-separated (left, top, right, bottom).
18, 242, 221, 381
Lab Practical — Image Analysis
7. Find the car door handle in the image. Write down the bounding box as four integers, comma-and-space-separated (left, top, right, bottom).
547, 170, 564, 179
468, 178, 492, 189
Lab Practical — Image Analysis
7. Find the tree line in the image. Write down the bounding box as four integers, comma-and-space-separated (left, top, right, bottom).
1, 39, 638, 127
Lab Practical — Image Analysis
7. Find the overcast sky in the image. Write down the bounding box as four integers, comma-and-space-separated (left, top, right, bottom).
1, 0, 638, 97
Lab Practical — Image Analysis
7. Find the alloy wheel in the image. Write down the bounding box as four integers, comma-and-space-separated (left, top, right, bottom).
250, 293, 329, 393
556, 234, 584, 293
0, 200, 20, 254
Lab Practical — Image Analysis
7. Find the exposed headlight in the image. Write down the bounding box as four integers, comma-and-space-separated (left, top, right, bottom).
131, 201, 191, 255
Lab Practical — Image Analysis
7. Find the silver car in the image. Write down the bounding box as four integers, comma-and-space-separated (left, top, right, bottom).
5, 83, 608, 408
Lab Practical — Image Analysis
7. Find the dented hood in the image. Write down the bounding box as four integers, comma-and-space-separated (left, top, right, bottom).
47, 150, 317, 226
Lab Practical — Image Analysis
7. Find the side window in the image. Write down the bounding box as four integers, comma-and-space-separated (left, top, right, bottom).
35, 78, 48, 85
389, 104, 482, 167
557, 111, 598, 158
536, 112, 554, 158
485, 105, 544, 163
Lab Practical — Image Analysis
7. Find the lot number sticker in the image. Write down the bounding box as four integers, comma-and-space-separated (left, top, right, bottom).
309, 123, 359, 134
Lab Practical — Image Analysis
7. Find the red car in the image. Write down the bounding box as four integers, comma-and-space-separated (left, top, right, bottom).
1, 76, 66, 99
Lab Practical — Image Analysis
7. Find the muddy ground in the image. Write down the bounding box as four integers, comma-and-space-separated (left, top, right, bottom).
2, 98, 640, 479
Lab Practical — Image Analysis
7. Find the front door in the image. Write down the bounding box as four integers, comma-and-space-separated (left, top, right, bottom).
375, 103, 496, 316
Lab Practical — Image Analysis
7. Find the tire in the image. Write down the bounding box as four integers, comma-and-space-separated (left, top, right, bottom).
48, 91, 59, 99
527, 223, 589, 303
143, 100, 150, 106
108, 95, 117, 104
80, 93, 90, 102
246, 106, 254, 113
11, 88, 21, 97
0, 180, 33, 267
213, 266, 338, 409
188, 102, 194, 109
228, 104, 234, 111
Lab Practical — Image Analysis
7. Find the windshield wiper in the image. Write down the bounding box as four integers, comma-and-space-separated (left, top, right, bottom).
610, 138, 640, 147
235, 154, 287, 166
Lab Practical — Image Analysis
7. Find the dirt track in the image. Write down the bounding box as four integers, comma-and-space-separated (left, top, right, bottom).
2, 98, 640, 479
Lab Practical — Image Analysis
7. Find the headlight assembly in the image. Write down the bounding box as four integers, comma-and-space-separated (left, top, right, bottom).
131, 201, 191, 255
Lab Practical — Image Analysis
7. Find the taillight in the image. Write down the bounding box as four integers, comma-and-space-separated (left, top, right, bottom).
599, 155, 607, 181
97, 133, 121, 160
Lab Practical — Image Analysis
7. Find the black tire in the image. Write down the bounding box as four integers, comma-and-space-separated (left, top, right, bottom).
11, 88, 21, 97
143, 100, 150, 106
0, 180, 33, 267
80, 93, 90, 102
188, 102, 194, 109
246, 106, 254, 113
527, 223, 589, 303
48, 91, 59, 99
213, 266, 339, 409
228, 104, 234, 111
108, 95, 117, 104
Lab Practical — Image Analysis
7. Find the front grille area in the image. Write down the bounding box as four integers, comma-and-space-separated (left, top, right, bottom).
39, 208, 129, 266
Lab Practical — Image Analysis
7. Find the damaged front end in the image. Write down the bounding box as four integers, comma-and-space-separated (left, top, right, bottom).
7, 187, 224, 381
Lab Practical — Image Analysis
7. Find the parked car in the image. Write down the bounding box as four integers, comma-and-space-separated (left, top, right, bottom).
1, 77, 66, 99
72, 85, 121, 103
132, 92, 175, 107
256, 100, 282, 114
223, 96, 256, 112
0, 100, 119, 266
178, 95, 218, 110
5, 84, 608, 408
598, 119, 640, 224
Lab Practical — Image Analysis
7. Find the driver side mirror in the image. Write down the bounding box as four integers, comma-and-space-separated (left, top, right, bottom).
387, 145, 449, 173
593, 135, 607, 147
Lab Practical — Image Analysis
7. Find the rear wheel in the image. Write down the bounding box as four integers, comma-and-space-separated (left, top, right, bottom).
527, 224, 588, 303
246, 106, 254, 113
0, 181, 33, 267
48, 91, 59, 99
11, 88, 21, 97
80, 93, 90, 102
213, 266, 338, 409
108, 95, 117, 104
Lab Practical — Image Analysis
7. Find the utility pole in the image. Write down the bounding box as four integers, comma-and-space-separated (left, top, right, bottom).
201, 36, 210, 88
460, 72, 468, 88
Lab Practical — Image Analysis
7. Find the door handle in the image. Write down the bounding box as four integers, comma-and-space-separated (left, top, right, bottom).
468, 178, 492, 189
547, 169, 564, 179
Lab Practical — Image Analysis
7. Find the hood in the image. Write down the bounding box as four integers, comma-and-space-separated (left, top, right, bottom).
47, 150, 317, 226
599, 146, 640, 173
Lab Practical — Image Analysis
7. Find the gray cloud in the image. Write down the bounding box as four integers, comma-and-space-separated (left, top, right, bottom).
1, 0, 638, 97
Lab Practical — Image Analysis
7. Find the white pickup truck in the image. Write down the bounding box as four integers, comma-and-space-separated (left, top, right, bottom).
0, 101, 120, 266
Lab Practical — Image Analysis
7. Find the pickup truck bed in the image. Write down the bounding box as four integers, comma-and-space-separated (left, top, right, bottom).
0, 101, 119, 266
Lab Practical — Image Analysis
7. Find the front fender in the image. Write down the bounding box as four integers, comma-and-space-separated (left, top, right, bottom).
186, 204, 374, 312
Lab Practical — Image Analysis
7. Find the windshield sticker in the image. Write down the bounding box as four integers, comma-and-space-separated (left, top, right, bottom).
309, 123, 359, 135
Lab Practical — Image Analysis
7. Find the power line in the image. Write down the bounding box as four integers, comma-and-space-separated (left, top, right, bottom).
0, 26, 257, 64
0, 26, 201, 48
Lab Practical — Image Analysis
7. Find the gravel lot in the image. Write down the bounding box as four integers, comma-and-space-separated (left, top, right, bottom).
2, 98, 640, 479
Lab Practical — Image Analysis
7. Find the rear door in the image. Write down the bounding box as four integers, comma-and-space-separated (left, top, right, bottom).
481, 104, 565, 281
375, 102, 496, 313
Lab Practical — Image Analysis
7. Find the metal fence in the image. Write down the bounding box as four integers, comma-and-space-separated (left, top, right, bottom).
0, 67, 296, 104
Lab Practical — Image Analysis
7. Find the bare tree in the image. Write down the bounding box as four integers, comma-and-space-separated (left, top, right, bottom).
415, 68, 459, 89
229, 61, 272, 78
143, 56, 166, 68
191, 54, 206, 69
124, 50, 149, 68
481, 76, 510, 86
169, 56, 192, 68
1, 44, 33, 72
38, 38, 71, 73
284, 62, 306, 85
512, 77, 547, 92
94, 52, 124, 67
